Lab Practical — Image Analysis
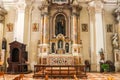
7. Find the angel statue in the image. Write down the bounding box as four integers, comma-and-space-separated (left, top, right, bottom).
112, 33, 119, 48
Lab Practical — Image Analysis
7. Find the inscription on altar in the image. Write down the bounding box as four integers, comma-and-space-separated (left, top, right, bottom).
47, 55, 74, 65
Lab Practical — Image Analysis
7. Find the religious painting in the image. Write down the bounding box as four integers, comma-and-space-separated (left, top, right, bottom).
55, 14, 66, 36
6, 23, 13, 32
82, 24, 88, 32
32, 23, 39, 32
106, 24, 113, 32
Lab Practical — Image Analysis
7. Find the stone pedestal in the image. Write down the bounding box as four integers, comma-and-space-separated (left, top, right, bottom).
114, 49, 120, 72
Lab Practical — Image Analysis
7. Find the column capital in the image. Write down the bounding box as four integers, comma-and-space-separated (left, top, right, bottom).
17, 1, 26, 11
71, 5, 82, 16
88, 0, 103, 13
87, 6, 95, 15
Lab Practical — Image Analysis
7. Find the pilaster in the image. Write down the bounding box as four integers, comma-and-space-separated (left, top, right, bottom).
24, 0, 33, 45
38, 1, 49, 64
88, 6, 96, 71
14, 1, 26, 43
71, 2, 82, 65
88, 0, 104, 72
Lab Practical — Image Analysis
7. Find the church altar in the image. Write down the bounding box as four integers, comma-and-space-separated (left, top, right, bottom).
47, 54, 74, 65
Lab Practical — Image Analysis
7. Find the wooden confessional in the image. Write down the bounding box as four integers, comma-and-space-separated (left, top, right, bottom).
7, 41, 28, 73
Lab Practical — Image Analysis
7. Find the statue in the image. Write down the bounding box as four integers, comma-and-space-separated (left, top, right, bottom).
99, 48, 105, 60
2, 37, 7, 50
112, 33, 119, 48
58, 40, 63, 48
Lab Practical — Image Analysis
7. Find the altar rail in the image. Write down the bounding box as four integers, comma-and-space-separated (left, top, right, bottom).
33, 64, 87, 78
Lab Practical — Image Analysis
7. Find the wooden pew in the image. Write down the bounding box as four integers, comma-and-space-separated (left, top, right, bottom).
33, 64, 87, 78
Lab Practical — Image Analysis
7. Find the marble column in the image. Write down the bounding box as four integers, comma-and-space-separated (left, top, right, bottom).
43, 11, 49, 44
72, 8, 78, 44
71, 6, 80, 64
14, 2, 26, 43
88, 6, 96, 71
40, 14, 44, 44
24, 1, 34, 70
40, 6, 49, 64
88, 1, 104, 72
24, 4, 31, 44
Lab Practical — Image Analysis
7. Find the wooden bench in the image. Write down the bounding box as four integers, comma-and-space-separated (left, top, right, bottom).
33, 64, 87, 78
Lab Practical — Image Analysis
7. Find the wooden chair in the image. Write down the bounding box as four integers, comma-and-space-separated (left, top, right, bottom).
74, 75, 78, 80
0, 72, 5, 80
45, 74, 48, 80
13, 74, 24, 80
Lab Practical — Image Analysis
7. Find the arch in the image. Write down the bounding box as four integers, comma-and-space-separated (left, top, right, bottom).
55, 14, 65, 36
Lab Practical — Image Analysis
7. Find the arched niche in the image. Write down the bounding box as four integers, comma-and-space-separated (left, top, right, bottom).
53, 13, 68, 37
55, 14, 66, 36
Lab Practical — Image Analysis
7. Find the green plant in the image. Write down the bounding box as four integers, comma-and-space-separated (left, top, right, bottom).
101, 63, 109, 72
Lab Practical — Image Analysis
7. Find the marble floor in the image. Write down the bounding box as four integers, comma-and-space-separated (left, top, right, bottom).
0, 72, 120, 80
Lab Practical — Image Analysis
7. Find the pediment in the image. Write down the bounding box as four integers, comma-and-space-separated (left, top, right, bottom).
9, 41, 26, 46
